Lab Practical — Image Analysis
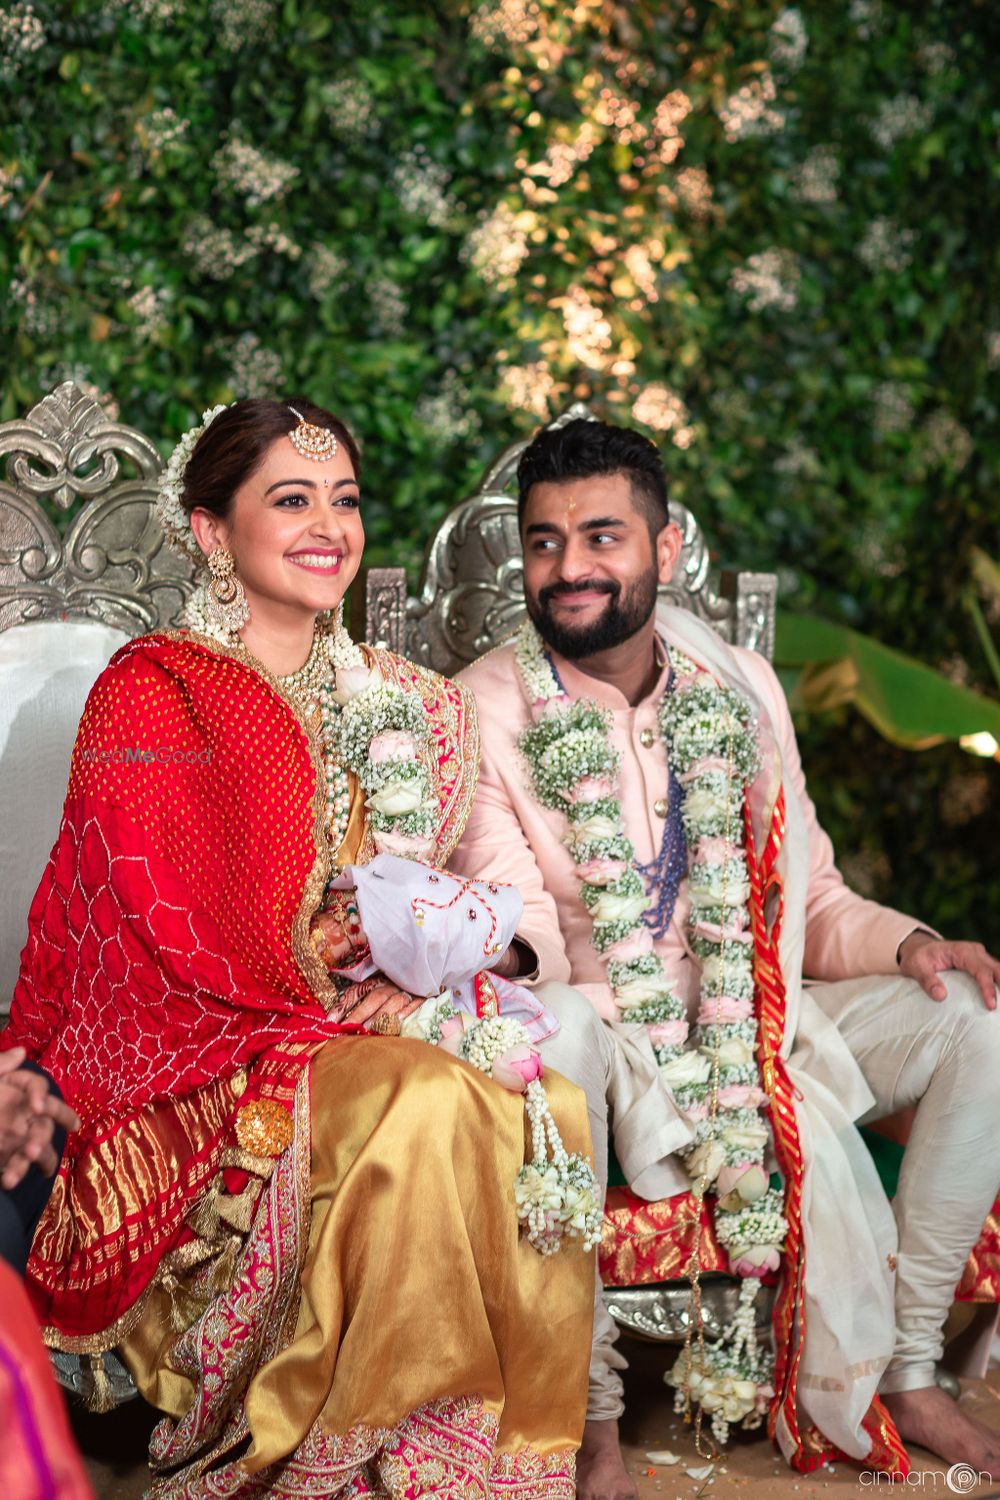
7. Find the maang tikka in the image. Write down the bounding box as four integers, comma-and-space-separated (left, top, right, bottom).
288, 406, 338, 462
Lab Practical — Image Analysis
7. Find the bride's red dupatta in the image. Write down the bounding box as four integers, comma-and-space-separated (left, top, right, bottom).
1, 633, 358, 1345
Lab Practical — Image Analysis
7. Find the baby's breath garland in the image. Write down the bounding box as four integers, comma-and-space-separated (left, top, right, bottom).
514, 618, 786, 1441
401, 997, 602, 1256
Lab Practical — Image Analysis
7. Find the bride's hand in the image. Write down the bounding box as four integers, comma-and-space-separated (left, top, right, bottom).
340, 976, 423, 1032
311, 891, 368, 970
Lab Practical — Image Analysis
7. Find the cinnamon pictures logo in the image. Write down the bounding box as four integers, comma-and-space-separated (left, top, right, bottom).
77, 746, 211, 765
860, 1463, 993, 1491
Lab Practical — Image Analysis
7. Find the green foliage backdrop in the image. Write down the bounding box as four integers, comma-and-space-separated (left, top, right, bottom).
1, 0, 996, 938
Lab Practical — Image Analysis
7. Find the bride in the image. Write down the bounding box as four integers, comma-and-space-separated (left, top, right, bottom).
1, 397, 597, 1497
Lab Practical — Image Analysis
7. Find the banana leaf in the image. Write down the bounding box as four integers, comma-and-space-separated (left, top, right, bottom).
774, 614, 1000, 751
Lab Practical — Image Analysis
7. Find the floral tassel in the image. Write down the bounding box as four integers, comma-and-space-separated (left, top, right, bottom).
403, 1001, 602, 1256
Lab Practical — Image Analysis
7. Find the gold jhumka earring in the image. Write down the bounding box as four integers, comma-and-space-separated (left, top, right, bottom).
206, 546, 250, 634
288, 406, 338, 461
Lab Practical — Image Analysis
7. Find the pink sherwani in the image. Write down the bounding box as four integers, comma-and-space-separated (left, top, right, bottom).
452, 614, 997, 1466
453, 633, 919, 1021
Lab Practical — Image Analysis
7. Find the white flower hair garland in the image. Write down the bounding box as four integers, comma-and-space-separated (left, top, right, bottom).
514, 618, 785, 1443
155, 403, 231, 560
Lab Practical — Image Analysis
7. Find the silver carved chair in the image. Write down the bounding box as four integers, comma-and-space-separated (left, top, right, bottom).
1, 382, 194, 1404
366, 403, 779, 1347
0, 382, 195, 1015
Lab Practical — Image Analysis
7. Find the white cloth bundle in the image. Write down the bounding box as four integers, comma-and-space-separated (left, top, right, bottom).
336, 854, 558, 1042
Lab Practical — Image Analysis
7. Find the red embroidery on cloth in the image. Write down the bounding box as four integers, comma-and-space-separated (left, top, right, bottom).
148, 1092, 575, 1500
957, 1203, 1000, 1302
746, 793, 908, 1479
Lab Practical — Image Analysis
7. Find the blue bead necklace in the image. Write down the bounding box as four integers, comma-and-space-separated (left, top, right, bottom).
635, 664, 688, 939
545, 651, 688, 940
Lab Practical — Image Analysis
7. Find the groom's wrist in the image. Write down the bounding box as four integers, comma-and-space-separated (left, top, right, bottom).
492, 938, 539, 981
897, 928, 937, 967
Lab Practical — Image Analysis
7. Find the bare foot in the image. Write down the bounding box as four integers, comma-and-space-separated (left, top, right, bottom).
576, 1418, 636, 1500
882, 1385, 1000, 1479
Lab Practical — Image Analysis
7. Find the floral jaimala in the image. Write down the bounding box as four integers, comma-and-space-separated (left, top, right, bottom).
402, 998, 602, 1257
514, 619, 787, 1442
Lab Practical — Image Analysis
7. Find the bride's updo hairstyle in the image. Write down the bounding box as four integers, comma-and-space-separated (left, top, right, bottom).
180, 397, 361, 523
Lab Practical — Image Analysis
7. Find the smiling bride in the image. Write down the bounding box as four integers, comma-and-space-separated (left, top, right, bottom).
0, 397, 596, 1497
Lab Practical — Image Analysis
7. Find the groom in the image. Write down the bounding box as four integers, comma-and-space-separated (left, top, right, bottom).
451, 417, 1000, 1499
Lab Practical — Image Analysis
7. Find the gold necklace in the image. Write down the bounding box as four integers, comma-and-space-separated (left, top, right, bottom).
275, 628, 331, 706
274, 630, 350, 862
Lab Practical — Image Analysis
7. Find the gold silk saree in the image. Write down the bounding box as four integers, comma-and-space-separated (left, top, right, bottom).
4, 633, 594, 1497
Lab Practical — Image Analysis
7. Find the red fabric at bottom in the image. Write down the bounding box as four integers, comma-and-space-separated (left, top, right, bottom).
0, 1260, 95, 1500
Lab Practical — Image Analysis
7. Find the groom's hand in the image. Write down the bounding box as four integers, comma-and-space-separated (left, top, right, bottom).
898, 931, 1000, 1009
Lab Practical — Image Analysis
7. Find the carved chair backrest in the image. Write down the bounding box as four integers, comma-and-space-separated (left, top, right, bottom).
0, 382, 196, 1010
366, 403, 777, 677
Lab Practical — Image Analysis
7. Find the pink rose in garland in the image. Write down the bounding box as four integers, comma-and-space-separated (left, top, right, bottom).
436, 1013, 476, 1055
561, 774, 615, 804
369, 729, 420, 763
647, 1018, 690, 1048
603, 927, 655, 963
532, 692, 572, 723
730, 1245, 781, 1278
372, 829, 436, 858
576, 856, 627, 886
492, 1044, 544, 1093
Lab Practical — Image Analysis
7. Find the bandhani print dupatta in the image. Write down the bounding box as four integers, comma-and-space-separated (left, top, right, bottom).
1, 631, 479, 1349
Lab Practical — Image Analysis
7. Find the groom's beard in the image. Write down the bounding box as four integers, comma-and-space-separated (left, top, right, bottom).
526, 566, 660, 660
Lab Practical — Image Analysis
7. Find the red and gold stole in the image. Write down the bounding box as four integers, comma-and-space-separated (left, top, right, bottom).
746, 791, 909, 1479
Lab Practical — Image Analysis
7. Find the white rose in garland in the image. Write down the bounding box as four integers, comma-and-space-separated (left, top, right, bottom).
367, 774, 427, 818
